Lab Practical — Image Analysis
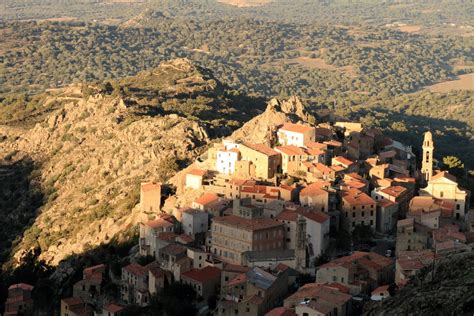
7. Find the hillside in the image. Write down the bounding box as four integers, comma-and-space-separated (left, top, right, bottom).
365, 251, 474, 316
0, 59, 256, 268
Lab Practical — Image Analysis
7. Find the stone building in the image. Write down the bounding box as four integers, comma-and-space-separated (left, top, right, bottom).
211, 215, 284, 265
235, 143, 281, 180
340, 189, 376, 232
140, 182, 161, 213
5, 283, 34, 316
315, 252, 393, 295
218, 266, 289, 316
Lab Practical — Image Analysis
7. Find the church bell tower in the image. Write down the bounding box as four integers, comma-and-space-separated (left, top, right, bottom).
421, 131, 434, 183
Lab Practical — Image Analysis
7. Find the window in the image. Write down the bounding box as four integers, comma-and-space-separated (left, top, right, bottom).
371, 211, 374, 216
361, 211, 365, 217
352, 212, 355, 218
440, 191, 444, 198
352, 206, 356, 210
287, 227, 290, 232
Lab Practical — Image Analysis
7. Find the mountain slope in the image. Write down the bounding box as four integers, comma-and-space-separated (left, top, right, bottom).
0, 59, 245, 268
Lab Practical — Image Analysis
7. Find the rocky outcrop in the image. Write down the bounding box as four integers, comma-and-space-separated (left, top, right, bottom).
230, 95, 314, 145
365, 251, 474, 316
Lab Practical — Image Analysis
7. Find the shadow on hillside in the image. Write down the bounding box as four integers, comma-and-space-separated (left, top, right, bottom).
0, 156, 45, 312
354, 107, 474, 168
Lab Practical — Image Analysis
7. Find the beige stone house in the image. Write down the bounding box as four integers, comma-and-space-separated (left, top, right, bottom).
140, 182, 161, 213
236, 143, 281, 180
211, 215, 284, 265
181, 266, 221, 300
315, 252, 393, 295
218, 266, 289, 316
340, 188, 376, 232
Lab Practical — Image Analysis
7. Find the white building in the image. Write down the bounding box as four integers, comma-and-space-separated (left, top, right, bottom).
277, 123, 315, 147
276, 208, 330, 264
182, 209, 209, 237
216, 147, 240, 175
185, 169, 208, 190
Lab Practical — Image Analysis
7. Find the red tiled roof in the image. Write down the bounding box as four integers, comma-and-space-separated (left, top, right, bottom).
340, 189, 375, 206
213, 215, 283, 231
61, 297, 83, 306
104, 303, 126, 313
265, 307, 297, 316
332, 156, 354, 167
226, 273, 248, 286
315, 127, 333, 137
141, 182, 161, 192
146, 217, 174, 229
194, 193, 219, 206
243, 143, 280, 156
276, 209, 329, 224
187, 169, 208, 177
158, 232, 178, 242
377, 200, 397, 208
182, 266, 221, 283
280, 123, 314, 134
372, 285, 390, 295
124, 263, 148, 277
380, 186, 407, 198
300, 183, 329, 197
223, 263, 252, 273
8, 283, 33, 291
431, 171, 457, 182
275, 145, 307, 156
319, 251, 392, 271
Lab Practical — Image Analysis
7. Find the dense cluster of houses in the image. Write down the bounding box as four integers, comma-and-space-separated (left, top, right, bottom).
5, 122, 472, 316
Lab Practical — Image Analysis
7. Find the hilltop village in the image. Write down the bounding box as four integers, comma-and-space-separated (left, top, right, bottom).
6, 119, 473, 316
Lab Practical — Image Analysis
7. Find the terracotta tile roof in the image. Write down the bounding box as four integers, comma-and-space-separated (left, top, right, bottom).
182, 266, 221, 283
326, 282, 350, 294
332, 156, 354, 167
300, 183, 329, 197
265, 307, 297, 316
306, 141, 328, 150
380, 186, 407, 198
314, 163, 332, 173
323, 140, 342, 147
397, 218, 414, 227
223, 263, 251, 273
194, 192, 219, 206
160, 243, 187, 256
242, 142, 280, 156
8, 283, 33, 291
279, 184, 295, 192
104, 303, 126, 313
286, 283, 351, 306
280, 123, 314, 134
397, 250, 436, 271
276, 209, 329, 224
393, 175, 416, 184
377, 200, 397, 208
276, 209, 299, 221
177, 234, 194, 243
157, 232, 178, 242
123, 263, 148, 277
344, 172, 365, 182
342, 180, 367, 190
146, 217, 174, 229
61, 297, 83, 306
433, 224, 466, 243
147, 263, 164, 279
187, 169, 208, 177
226, 273, 248, 286
372, 285, 390, 295
431, 171, 457, 182
141, 182, 161, 192
213, 215, 283, 231
302, 211, 330, 224
275, 145, 307, 156
409, 196, 454, 217
319, 251, 392, 271
340, 189, 375, 206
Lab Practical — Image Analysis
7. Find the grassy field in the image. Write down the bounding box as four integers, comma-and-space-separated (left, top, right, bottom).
427, 73, 474, 93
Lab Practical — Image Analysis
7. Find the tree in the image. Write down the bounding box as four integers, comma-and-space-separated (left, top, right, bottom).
443, 156, 465, 178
